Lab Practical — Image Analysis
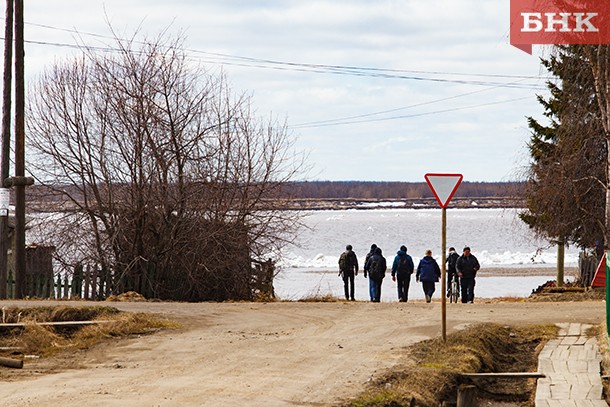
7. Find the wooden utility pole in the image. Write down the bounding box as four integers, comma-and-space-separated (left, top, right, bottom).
13, 0, 24, 298
0, 0, 13, 299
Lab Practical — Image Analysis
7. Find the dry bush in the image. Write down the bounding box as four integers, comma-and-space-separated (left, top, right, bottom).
18, 324, 64, 355
297, 294, 343, 302
1, 305, 119, 323
0, 306, 177, 357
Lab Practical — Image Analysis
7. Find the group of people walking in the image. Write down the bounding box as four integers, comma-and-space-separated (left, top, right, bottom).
338, 244, 480, 303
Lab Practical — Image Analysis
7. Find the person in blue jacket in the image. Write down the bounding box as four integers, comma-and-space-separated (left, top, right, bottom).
391, 245, 414, 302
416, 249, 441, 303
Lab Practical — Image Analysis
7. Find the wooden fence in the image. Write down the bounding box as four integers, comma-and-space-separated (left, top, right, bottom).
578, 252, 599, 287
5, 264, 117, 300
5, 259, 277, 301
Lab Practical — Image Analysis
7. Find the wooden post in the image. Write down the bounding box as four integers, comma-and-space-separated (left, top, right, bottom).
63, 274, 69, 299
13, 0, 26, 299
6, 269, 12, 298
0, 0, 14, 300
41, 274, 47, 298
91, 266, 98, 300
99, 267, 105, 299
0, 356, 23, 369
457, 384, 477, 407
557, 239, 565, 287
84, 264, 90, 300
55, 274, 61, 299
35, 273, 41, 297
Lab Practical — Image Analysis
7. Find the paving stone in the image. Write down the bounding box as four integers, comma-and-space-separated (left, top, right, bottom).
539, 358, 554, 373
567, 360, 590, 373
574, 336, 588, 345
586, 384, 603, 400
571, 384, 594, 399
567, 324, 582, 336
536, 380, 552, 399
568, 347, 585, 360
584, 338, 598, 350
552, 359, 569, 372
587, 360, 601, 374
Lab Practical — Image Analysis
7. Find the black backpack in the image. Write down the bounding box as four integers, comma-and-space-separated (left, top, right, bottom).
397, 255, 410, 273
369, 257, 383, 279
339, 252, 348, 271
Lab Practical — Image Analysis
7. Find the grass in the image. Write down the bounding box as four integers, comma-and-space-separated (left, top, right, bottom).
342, 323, 557, 407
297, 293, 343, 302
526, 280, 605, 302
0, 306, 178, 357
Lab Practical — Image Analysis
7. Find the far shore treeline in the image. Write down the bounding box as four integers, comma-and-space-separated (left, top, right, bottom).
279, 181, 524, 200
23, 181, 525, 212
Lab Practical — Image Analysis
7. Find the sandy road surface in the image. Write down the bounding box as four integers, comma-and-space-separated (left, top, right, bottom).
0, 300, 605, 407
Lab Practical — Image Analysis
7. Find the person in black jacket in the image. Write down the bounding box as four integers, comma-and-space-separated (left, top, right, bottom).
363, 244, 377, 275
338, 245, 359, 301
455, 246, 480, 303
445, 247, 460, 298
416, 249, 441, 303
364, 247, 386, 302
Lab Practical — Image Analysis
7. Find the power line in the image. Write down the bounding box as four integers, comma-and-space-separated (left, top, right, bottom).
290, 80, 533, 127
14, 20, 549, 90
12, 21, 546, 128
289, 96, 532, 129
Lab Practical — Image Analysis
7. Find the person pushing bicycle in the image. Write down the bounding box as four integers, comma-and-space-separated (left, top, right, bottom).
446, 247, 459, 298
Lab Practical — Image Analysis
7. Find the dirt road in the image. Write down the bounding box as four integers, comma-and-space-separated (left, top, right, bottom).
0, 300, 605, 406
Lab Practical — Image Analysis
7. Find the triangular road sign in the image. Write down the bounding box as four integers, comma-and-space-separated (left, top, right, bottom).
424, 173, 463, 209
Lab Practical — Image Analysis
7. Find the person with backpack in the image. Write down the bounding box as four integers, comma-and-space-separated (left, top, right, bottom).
338, 245, 359, 301
363, 244, 377, 272
364, 246, 386, 302
445, 247, 460, 298
416, 249, 441, 303
391, 245, 414, 302
456, 246, 480, 303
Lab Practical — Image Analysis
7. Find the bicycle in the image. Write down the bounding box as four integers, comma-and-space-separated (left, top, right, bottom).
448, 274, 459, 303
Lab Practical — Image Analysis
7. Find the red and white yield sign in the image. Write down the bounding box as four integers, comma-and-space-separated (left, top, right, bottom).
424, 173, 463, 209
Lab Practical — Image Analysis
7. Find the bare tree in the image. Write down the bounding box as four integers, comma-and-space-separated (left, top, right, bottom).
26, 30, 306, 301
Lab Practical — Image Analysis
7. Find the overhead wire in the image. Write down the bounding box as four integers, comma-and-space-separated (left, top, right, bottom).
8, 20, 549, 128
17, 20, 548, 89
289, 96, 533, 129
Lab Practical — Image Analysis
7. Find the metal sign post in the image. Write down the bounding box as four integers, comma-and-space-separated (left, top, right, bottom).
424, 173, 463, 342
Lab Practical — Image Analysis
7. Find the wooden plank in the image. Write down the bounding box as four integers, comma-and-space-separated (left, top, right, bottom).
0, 356, 23, 368
457, 384, 477, 407
0, 320, 112, 328
461, 372, 546, 378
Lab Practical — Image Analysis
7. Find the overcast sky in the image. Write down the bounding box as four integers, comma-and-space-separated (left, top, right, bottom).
24, 1, 551, 182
